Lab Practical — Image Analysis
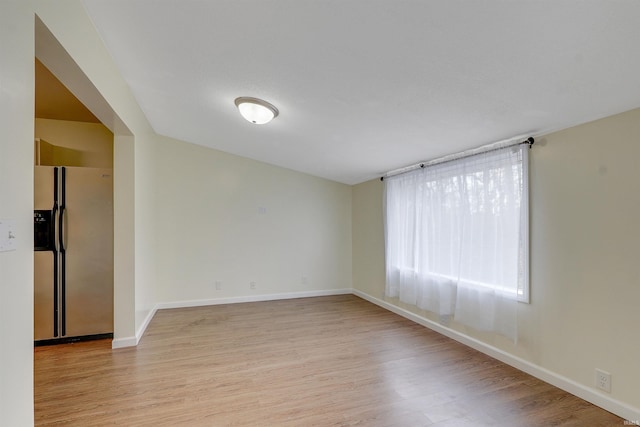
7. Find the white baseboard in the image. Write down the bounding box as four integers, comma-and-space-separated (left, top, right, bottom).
352, 289, 640, 422
155, 288, 352, 310
135, 306, 158, 344
111, 306, 157, 349
111, 336, 137, 349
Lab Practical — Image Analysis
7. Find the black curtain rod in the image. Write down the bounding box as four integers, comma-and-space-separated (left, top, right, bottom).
380, 137, 535, 181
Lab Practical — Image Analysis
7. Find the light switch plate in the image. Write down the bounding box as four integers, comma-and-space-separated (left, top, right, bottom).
0, 220, 17, 252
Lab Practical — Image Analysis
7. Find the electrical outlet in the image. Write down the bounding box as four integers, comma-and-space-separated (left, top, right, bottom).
214, 281, 222, 290
596, 369, 611, 393
250, 281, 256, 290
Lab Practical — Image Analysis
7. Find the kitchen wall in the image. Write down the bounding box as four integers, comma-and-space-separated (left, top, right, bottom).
352, 107, 640, 417
34, 118, 113, 168
153, 134, 352, 304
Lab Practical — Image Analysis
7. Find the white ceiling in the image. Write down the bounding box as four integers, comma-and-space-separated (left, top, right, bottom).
82, 0, 640, 185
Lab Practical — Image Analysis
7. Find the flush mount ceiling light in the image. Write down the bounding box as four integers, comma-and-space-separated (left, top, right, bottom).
234, 97, 279, 125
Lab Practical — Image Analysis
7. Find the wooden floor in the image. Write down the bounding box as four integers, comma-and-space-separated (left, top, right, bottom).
35, 295, 623, 426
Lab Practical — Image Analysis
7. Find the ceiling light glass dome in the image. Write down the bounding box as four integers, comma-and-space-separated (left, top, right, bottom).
234, 97, 279, 124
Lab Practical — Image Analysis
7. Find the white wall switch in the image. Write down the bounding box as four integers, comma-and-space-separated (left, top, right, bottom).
0, 220, 17, 252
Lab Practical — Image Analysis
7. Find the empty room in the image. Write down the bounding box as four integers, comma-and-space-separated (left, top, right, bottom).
1, 1, 639, 426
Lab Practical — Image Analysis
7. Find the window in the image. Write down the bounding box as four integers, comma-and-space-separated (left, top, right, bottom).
384, 145, 529, 340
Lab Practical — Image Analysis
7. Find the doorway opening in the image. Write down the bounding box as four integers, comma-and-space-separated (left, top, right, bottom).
33, 58, 114, 346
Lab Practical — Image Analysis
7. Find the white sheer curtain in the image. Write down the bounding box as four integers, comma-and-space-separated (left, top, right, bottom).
384, 145, 528, 341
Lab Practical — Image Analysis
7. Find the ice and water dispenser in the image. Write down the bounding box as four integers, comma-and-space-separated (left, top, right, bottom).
34, 210, 54, 251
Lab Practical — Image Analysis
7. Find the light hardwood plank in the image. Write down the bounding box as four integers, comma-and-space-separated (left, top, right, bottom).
35, 295, 623, 426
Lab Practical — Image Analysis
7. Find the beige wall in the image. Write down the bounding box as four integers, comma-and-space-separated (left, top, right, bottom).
154, 135, 352, 302
113, 135, 137, 341
352, 178, 385, 298
133, 132, 157, 334
34, 118, 113, 168
352, 107, 640, 413
0, 2, 36, 425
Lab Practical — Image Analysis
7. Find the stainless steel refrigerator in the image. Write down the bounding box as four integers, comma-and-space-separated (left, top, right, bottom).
34, 166, 114, 345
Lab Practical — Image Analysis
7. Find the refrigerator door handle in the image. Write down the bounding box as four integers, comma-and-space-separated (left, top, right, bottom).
51, 205, 59, 251
52, 204, 60, 337
59, 167, 67, 336
53, 167, 60, 252
53, 167, 60, 338
59, 205, 66, 252
59, 167, 66, 253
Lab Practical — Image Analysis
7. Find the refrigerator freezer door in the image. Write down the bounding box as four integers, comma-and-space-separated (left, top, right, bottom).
34, 166, 57, 340
34, 251, 56, 340
63, 167, 114, 337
